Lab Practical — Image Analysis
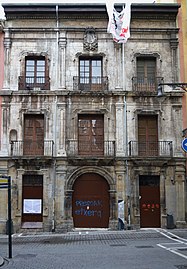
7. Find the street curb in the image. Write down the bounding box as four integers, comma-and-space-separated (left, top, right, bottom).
0, 256, 4, 267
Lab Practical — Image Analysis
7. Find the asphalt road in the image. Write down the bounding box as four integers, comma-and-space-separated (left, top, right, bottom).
0, 229, 187, 269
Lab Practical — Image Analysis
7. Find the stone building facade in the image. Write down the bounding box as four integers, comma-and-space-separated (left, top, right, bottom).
177, 0, 187, 132
0, 3, 186, 233
177, 1, 187, 222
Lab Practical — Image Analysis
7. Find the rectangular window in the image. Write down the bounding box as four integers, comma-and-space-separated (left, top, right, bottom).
23, 114, 44, 156
25, 56, 46, 86
26, 58, 45, 84
22, 175, 43, 223
137, 57, 156, 79
17, 55, 51, 91
138, 115, 158, 156
135, 57, 157, 92
78, 114, 104, 156
79, 57, 104, 91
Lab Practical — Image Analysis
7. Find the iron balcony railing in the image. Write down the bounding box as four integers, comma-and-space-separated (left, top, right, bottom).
66, 140, 115, 157
18, 76, 50, 90
132, 77, 164, 93
73, 76, 108, 91
128, 141, 173, 157
10, 140, 54, 157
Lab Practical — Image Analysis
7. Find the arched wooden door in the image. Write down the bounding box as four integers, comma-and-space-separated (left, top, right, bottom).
72, 173, 110, 228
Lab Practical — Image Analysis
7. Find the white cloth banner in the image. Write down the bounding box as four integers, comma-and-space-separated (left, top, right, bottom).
106, 1, 131, 43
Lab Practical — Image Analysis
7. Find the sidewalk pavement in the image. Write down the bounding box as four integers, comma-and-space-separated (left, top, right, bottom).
0, 228, 187, 241
0, 228, 187, 239
0, 228, 186, 266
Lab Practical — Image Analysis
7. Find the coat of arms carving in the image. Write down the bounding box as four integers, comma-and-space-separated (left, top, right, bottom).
83, 27, 98, 51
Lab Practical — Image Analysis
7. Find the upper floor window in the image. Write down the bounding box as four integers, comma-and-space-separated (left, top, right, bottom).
80, 58, 102, 84
138, 115, 158, 156
19, 55, 50, 90
137, 57, 156, 80
78, 114, 104, 156
132, 56, 163, 93
73, 57, 108, 91
23, 114, 44, 156
10, 114, 54, 157
26, 57, 45, 85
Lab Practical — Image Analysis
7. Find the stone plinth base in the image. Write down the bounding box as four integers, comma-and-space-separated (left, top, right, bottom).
176, 221, 187, 228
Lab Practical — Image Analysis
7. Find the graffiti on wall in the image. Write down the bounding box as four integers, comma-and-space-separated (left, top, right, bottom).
74, 200, 102, 218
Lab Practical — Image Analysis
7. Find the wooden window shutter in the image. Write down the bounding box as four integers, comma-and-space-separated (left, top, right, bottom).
138, 115, 158, 156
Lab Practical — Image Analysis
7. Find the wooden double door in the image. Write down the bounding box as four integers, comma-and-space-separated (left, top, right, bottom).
72, 173, 110, 228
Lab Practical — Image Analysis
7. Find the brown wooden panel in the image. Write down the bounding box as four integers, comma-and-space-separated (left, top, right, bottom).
139, 176, 160, 228
24, 114, 44, 155
137, 57, 156, 78
72, 173, 110, 228
78, 115, 104, 156
138, 115, 158, 156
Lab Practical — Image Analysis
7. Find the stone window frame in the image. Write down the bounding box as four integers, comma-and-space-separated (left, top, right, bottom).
19, 51, 50, 90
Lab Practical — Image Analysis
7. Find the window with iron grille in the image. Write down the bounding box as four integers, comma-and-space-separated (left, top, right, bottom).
25, 56, 46, 88
19, 55, 50, 90
26, 57, 45, 84
78, 57, 105, 91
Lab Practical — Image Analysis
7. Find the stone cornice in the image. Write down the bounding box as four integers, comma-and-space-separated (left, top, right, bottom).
3, 27, 179, 35
3, 3, 180, 21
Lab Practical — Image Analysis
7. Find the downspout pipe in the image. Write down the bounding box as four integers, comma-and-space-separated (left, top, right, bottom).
122, 17, 131, 229
52, 5, 59, 232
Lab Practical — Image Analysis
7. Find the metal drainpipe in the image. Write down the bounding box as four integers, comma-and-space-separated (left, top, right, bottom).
51, 5, 59, 232
122, 34, 131, 229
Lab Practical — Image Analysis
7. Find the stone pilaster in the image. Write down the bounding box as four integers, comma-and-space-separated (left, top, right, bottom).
114, 43, 122, 89
64, 189, 73, 220
170, 32, 178, 82
175, 163, 186, 227
3, 29, 11, 90
59, 37, 67, 89
116, 98, 125, 156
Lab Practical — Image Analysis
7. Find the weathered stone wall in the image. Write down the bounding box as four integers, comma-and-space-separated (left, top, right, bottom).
0, 4, 185, 233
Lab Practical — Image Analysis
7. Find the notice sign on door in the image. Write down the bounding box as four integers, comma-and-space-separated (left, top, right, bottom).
23, 199, 42, 214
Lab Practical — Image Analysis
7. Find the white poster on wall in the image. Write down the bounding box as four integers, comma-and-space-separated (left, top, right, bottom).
23, 199, 42, 214
118, 200, 125, 224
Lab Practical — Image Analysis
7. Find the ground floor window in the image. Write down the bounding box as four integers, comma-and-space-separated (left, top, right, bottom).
22, 175, 43, 224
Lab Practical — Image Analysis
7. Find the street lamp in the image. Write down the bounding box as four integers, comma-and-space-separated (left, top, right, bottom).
157, 83, 187, 97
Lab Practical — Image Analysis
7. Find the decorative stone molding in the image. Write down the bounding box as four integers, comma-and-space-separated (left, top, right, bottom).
75, 52, 105, 58
66, 166, 115, 190
59, 37, 67, 49
4, 38, 11, 49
